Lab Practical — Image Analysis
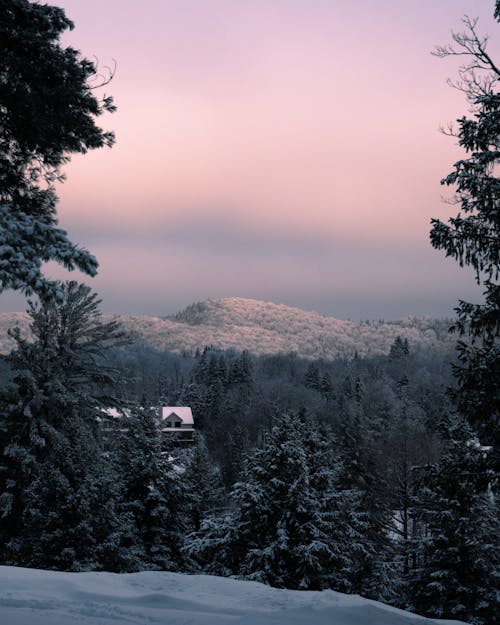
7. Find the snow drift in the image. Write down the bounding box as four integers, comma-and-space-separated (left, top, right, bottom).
0, 566, 468, 625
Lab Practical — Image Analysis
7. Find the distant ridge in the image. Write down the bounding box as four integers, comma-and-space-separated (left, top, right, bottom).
0, 297, 454, 360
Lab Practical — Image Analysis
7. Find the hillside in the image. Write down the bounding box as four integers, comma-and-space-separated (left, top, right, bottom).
0, 566, 468, 625
0, 297, 454, 359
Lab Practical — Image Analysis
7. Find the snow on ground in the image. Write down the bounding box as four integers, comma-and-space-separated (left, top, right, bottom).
0, 566, 468, 625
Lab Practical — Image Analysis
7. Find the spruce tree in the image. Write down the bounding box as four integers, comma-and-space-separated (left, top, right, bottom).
335, 374, 395, 599
0, 0, 115, 298
183, 432, 223, 532
0, 281, 126, 567
20, 417, 128, 571
410, 420, 499, 625
233, 413, 321, 588
220, 422, 248, 489
117, 406, 188, 571
304, 362, 320, 390
301, 423, 372, 594
187, 413, 368, 591
409, 13, 500, 620
430, 9, 499, 451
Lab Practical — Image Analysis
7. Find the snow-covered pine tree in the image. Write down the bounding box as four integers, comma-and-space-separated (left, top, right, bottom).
0, 0, 115, 298
304, 362, 320, 391
116, 406, 188, 571
183, 432, 224, 532
410, 419, 499, 625
0, 281, 127, 568
220, 421, 249, 489
300, 423, 372, 593
187, 413, 370, 591
233, 412, 324, 588
335, 375, 395, 599
19, 416, 128, 571
430, 7, 499, 454
415, 9, 500, 622
389, 336, 410, 360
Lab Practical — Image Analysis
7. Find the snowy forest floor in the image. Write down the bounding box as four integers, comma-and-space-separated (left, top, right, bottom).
0, 566, 468, 625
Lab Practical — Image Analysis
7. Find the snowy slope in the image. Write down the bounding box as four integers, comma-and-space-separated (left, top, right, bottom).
0, 566, 468, 625
0, 297, 453, 359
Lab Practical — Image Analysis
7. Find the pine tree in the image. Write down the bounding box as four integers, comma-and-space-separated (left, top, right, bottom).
20, 417, 129, 571
233, 413, 319, 588
117, 407, 188, 570
410, 420, 499, 625
0, 0, 115, 298
304, 362, 320, 390
389, 336, 410, 359
228, 351, 254, 386
220, 422, 248, 489
430, 10, 499, 451
183, 432, 224, 531
193, 347, 210, 384
417, 13, 500, 622
217, 354, 228, 385
187, 413, 369, 591
301, 424, 372, 593
335, 374, 395, 599
0, 281, 126, 566
319, 372, 334, 401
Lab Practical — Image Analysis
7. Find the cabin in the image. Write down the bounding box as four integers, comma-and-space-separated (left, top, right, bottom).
160, 406, 195, 445
101, 405, 195, 446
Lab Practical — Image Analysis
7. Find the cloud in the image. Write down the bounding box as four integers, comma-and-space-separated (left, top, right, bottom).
32, 210, 479, 319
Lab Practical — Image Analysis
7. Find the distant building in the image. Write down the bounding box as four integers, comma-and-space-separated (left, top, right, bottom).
160, 407, 195, 444
101, 405, 195, 445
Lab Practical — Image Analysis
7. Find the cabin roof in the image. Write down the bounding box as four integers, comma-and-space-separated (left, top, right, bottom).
161, 407, 194, 425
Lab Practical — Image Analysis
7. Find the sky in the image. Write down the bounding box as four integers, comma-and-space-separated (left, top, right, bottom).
2, 0, 499, 319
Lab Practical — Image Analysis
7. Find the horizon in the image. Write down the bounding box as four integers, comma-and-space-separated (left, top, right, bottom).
0, 0, 497, 320
0, 293, 458, 323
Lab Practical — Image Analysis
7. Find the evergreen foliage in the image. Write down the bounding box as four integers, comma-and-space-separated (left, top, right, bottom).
20, 419, 128, 572
0, 0, 115, 297
228, 350, 254, 386
187, 413, 369, 591
410, 421, 499, 625
335, 384, 395, 599
414, 12, 500, 622
0, 281, 126, 568
116, 407, 188, 571
389, 336, 410, 360
304, 362, 320, 390
430, 10, 500, 450
183, 432, 224, 532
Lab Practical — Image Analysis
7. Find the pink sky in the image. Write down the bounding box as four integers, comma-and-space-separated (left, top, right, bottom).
3, 0, 498, 318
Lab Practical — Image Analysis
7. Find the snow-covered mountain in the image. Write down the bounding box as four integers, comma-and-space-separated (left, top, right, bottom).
0, 566, 468, 625
0, 297, 454, 359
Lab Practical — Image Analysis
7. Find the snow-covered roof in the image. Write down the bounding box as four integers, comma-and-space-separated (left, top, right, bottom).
161, 407, 194, 426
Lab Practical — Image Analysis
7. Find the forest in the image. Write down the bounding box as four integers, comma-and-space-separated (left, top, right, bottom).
0, 284, 497, 624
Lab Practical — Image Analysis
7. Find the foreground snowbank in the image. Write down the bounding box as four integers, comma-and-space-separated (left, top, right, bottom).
0, 566, 467, 625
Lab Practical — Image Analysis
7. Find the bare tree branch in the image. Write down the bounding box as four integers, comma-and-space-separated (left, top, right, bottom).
432, 15, 500, 102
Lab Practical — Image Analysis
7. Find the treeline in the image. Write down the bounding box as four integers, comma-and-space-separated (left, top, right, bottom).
0, 283, 497, 625
107, 333, 455, 490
